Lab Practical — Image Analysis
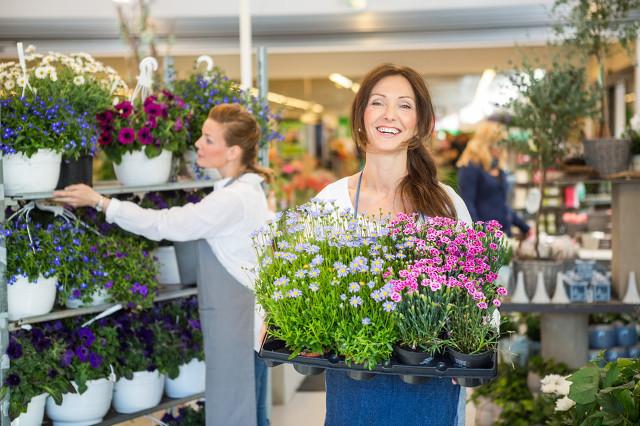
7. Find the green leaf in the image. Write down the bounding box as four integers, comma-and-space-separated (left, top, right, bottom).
604, 364, 620, 388
569, 366, 600, 405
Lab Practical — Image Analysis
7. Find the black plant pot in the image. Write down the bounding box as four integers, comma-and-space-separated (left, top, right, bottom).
393, 345, 436, 366
446, 347, 493, 369
293, 364, 325, 376
346, 370, 376, 381
56, 155, 93, 189
400, 374, 430, 385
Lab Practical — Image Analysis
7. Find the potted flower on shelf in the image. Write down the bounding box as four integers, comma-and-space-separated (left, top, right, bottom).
0, 327, 70, 425
0, 45, 127, 188
44, 319, 118, 425
3, 214, 74, 320
110, 309, 167, 413
553, 0, 640, 176
97, 89, 191, 187
161, 401, 205, 426
503, 56, 598, 298
173, 62, 281, 180
156, 297, 205, 398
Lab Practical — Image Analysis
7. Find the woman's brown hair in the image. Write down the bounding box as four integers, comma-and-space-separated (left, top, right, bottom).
208, 103, 273, 184
351, 64, 456, 219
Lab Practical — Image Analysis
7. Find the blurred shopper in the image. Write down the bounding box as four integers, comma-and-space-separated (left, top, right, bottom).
457, 120, 530, 237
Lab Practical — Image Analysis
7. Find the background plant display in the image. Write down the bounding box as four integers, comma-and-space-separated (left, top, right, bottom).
173, 65, 282, 152
544, 356, 640, 426
161, 401, 205, 426
97, 90, 191, 163
0, 46, 127, 159
253, 200, 510, 368
0, 326, 71, 420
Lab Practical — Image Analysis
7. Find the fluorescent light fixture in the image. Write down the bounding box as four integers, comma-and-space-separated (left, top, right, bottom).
112, 0, 132, 4
329, 73, 354, 89
351, 83, 361, 93
348, 0, 367, 10
249, 88, 323, 112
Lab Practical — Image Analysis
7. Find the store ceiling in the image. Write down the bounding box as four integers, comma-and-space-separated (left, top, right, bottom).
0, 0, 560, 115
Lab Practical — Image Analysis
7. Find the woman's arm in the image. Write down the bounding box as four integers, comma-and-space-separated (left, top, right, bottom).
53, 184, 243, 242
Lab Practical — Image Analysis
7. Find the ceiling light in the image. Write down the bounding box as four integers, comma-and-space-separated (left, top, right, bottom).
329, 73, 354, 90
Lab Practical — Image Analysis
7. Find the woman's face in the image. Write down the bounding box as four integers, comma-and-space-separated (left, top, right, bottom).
363, 75, 418, 153
194, 119, 230, 169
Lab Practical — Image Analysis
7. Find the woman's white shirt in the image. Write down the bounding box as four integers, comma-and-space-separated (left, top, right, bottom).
105, 172, 273, 350
315, 176, 473, 224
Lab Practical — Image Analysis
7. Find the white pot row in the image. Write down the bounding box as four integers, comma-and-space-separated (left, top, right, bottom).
12, 359, 205, 426
2, 148, 173, 196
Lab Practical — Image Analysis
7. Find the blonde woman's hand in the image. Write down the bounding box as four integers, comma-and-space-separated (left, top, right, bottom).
52, 184, 102, 209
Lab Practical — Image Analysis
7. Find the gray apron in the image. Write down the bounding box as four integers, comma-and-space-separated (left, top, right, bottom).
197, 239, 257, 426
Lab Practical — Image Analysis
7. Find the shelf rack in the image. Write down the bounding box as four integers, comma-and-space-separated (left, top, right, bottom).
0, 179, 212, 425
8, 286, 198, 330
501, 302, 640, 314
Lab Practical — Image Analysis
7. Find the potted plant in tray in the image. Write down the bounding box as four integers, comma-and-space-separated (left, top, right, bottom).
97, 89, 191, 186
552, 0, 640, 176
0, 45, 127, 188
0, 327, 70, 425
503, 56, 598, 296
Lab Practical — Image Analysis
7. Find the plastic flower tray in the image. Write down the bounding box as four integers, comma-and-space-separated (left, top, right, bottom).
259, 338, 497, 388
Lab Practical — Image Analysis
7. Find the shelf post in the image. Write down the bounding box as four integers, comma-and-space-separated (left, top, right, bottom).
0, 158, 9, 425
540, 313, 589, 369
611, 181, 640, 299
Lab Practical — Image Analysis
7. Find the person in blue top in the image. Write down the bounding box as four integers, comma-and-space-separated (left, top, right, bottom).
456, 120, 530, 237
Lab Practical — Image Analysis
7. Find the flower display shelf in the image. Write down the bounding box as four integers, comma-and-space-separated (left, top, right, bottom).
8, 285, 197, 330
259, 338, 497, 388
40, 393, 204, 426
501, 302, 640, 314
6, 179, 216, 201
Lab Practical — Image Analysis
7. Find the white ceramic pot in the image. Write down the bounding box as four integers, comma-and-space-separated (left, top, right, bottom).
165, 358, 206, 398
112, 370, 165, 414
152, 245, 181, 285
11, 393, 47, 426
113, 149, 172, 186
2, 149, 61, 196
8, 275, 57, 321
46, 378, 113, 426
183, 150, 220, 181
65, 288, 111, 309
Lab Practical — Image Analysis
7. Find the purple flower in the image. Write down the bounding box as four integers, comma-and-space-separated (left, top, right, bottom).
144, 102, 162, 118
48, 369, 58, 378
137, 127, 153, 145
143, 96, 157, 107
98, 131, 112, 146
161, 89, 175, 100
173, 117, 183, 131
61, 349, 74, 367
96, 111, 113, 125
105, 280, 114, 289
115, 101, 133, 118
188, 319, 201, 330
5, 373, 20, 388
75, 345, 90, 362
6, 340, 22, 360
72, 289, 81, 299
78, 327, 96, 347
145, 117, 158, 129
118, 127, 136, 145
89, 352, 103, 369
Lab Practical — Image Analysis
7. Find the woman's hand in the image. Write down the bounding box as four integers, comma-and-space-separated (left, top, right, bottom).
52, 184, 103, 209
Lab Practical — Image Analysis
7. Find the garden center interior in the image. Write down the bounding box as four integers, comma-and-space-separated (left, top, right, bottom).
1, 0, 639, 425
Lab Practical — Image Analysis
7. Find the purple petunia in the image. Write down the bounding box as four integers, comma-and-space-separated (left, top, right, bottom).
75, 345, 90, 362
118, 127, 135, 145
5, 373, 20, 388
137, 126, 153, 145
78, 327, 96, 347
89, 352, 103, 369
114, 101, 133, 118
61, 349, 74, 367
6, 340, 22, 360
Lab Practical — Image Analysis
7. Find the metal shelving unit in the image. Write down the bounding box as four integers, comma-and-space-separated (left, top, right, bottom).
0, 179, 210, 425
8, 286, 197, 330
501, 302, 640, 314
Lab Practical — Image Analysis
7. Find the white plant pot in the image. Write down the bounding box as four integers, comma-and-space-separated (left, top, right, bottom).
632, 154, 640, 172
65, 288, 111, 309
112, 370, 165, 414
8, 275, 57, 321
2, 149, 61, 196
113, 149, 172, 187
165, 358, 205, 398
152, 245, 181, 285
11, 393, 47, 426
46, 378, 113, 426
183, 150, 220, 181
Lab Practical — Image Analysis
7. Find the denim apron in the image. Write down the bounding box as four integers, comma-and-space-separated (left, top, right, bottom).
324, 171, 464, 426
196, 174, 257, 426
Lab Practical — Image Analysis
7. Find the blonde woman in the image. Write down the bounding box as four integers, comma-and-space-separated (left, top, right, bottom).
456, 120, 529, 237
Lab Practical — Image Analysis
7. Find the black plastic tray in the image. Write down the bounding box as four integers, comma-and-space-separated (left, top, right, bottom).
258, 338, 497, 387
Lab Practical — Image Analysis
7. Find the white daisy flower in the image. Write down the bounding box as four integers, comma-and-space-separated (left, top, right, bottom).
35, 67, 48, 79
16, 76, 26, 87
3, 80, 15, 90
73, 75, 85, 86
